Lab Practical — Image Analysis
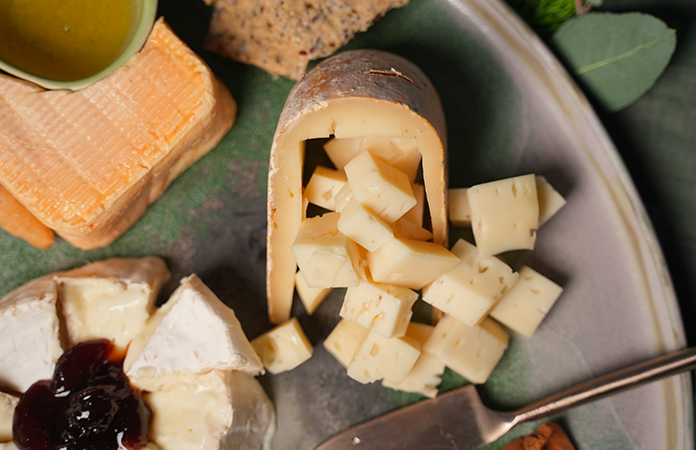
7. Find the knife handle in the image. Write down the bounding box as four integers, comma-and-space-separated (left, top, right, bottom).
512, 347, 696, 424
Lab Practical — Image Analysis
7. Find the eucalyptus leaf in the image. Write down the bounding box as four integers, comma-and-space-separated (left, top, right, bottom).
552, 12, 676, 111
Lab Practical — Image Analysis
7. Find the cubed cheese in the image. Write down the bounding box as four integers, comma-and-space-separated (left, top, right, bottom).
125, 275, 263, 391
391, 217, 433, 241
334, 182, 354, 213
422, 239, 518, 326
468, 174, 539, 257
295, 271, 331, 315
424, 315, 509, 384
56, 257, 170, 348
340, 281, 418, 339
323, 319, 370, 368
382, 322, 446, 398
291, 213, 360, 288
347, 330, 421, 384
448, 187, 471, 227
0, 276, 62, 393
145, 370, 275, 450
324, 137, 421, 182
337, 197, 394, 252
489, 266, 563, 338
303, 166, 347, 211
251, 317, 313, 375
367, 238, 460, 290
344, 150, 417, 224
536, 175, 567, 226
0, 392, 18, 442
403, 183, 425, 225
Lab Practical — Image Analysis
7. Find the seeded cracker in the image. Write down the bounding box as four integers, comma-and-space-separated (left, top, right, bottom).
204, 0, 409, 80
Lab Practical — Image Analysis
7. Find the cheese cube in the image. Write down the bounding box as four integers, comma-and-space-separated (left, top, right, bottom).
251, 317, 313, 375
448, 187, 471, 227
489, 266, 563, 338
304, 166, 347, 211
344, 151, 417, 223
340, 281, 418, 339
337, 197, 394, 252
536, 175, 567, 226
468, 174, 539, 257
291, 213, 360, 288
347, 330, 421, 384
125, 275, 263, 391
0, 276, 62, 393
334, 182, 354, 213
324, 137, 422, 182
422, 239, 518, 326
424, 315, 509, 384
323, 319, 370, 368
367, 238, 460, 290
392, 217, 433, 241
0, 392, 18, 442
145, 370, 275, 450
295, 271, 331, 315
56, 257, 171, 348
403, 183, 425, 225
382, 323, 446, 398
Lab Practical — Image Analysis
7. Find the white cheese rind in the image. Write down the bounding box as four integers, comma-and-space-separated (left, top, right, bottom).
347, 330, 421, 385
337, 198, 394, 252
0, 392, 18, 442
340, 281, 418, 339
294, 271, 331, 315
125, 275, 263, 391
56, 256, 170, 348
323, 319, 370, 368
424, 315, 509, 384
536, 175, 567, 226
468, 174, 539, 257
489, 266, 564, 338
0, 276, 62, 393
145, 370, 276, 450
251, 317, 313, 375
303, 166, 347, 211
422, 239, 518, 326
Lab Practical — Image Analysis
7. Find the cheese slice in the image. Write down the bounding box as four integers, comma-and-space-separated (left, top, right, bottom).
0, 19, 236, 250
251, 317, 313, 375
145, 370, 275, 450
56, 256, 171, 348
267, 50, 448, 324
0, 392, 18, 443
347, 330, 421, 385
125, 275, 263, 391
324, 137, 421, 182
323, 319, 370, 368
0, 276, 62, 393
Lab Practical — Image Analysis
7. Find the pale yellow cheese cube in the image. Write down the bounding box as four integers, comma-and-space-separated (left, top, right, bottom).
251, 317, 313, 375
367, 238, 460, 290
347, 330, 421, 384
424, 315, 509, 384
422, 239, 518, 326
448, 187, 471, 227
0, 392, 18, 442
403, 183, 425, 225
536, 175, 567, 226
295, 270, 331, 315
468, 174, 539, 257
382, 323, 446, 398
323, 319, 370, 368
323, 137, 422, 182
337, 198, 394, 252
304, 166, 347, 211
291, 213, 360, 288
340, 281, 418, 338
334, 182, 354, 213
489, 266, 563, 338
344, 150, 417, 223
391, 217, 433, 241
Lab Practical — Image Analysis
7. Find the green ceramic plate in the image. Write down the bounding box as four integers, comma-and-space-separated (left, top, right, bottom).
0, 0, 691, 449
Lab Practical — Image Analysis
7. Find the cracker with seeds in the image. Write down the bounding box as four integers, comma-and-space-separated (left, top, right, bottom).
204, 0, 409, 80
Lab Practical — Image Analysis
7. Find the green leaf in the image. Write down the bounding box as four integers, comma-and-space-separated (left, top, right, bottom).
552, 12, 676, 111
505, 0, 577, 35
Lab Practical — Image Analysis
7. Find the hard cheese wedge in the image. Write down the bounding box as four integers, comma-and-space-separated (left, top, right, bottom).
0, 18, 236, 250
56, 256, 171, 348
267, 49, 448, 323
125, 274, 263, 391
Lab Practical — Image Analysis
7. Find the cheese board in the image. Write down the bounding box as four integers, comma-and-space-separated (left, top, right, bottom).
0, 0, 691, 449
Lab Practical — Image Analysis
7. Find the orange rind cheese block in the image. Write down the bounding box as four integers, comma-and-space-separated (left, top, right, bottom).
267, 50, 447, 323
0, 18, 236, 250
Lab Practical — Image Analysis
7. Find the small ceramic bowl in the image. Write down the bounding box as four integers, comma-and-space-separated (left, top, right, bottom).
0, 0, 158, 91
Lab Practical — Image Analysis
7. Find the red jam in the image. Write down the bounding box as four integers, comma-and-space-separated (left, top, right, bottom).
13, 340, 150, 450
